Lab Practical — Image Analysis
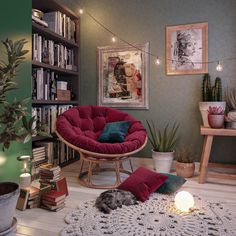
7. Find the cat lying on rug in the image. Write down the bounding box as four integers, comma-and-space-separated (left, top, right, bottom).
95, 189, 138, 214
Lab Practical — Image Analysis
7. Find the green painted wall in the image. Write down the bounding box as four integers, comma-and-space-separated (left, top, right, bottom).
0, 0, 32, 182
57, 0, 236, 164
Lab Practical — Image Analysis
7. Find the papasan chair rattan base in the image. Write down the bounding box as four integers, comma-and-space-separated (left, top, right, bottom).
56, 106, 147, 189
56, 131, 147, 189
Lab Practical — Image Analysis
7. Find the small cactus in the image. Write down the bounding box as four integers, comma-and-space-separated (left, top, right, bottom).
202, 74, 222, 102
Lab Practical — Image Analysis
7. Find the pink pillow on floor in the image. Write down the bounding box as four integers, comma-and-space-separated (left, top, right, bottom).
118, 167, 168, 202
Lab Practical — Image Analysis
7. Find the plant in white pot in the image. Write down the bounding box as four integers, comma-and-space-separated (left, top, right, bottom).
146, 120, 179, 173
175, 146, 195, 178
199, 73, 226, 127
0, 38, 39, 234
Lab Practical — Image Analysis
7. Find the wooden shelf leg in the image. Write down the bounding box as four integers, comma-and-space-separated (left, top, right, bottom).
199, 135, 213, 184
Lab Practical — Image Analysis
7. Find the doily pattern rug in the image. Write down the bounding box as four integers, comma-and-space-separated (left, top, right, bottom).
61, 193, 236, 236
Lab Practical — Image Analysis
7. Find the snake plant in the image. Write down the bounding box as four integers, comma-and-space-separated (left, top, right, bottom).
146, 120, 179, 152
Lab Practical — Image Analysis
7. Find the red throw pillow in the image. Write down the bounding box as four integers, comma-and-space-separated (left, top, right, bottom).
118, 167, 168, 202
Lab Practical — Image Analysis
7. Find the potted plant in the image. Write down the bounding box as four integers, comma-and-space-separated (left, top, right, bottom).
0, 38, 36, 234
146, 120, 179, 173
175, 146, 195, 178
199, 73, 226, 127
208, 106, 225, 128
225, 87, 236, 129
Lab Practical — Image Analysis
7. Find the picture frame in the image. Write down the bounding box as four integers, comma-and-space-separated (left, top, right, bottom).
97, 43, 149, 109
166, 22, 208, 75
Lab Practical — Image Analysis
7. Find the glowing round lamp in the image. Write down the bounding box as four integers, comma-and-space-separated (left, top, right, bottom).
174, 191, 194, 212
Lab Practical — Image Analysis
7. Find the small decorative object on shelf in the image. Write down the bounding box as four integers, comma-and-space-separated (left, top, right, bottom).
32, 9, 48, 28
199, 74, 226, 127
175, 146, 195, 178
208, 106, 225, 129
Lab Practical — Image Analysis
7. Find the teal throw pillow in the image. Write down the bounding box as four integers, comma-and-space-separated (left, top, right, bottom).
98, 121, 131, 143
156, 173, 186, 194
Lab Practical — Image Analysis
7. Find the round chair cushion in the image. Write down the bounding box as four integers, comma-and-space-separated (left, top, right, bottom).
56, 106, 147, 154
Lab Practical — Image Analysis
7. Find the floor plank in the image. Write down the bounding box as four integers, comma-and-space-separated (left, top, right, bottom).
6, 157, 235, 236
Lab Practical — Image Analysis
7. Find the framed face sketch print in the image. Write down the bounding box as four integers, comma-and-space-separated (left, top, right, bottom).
97, 43, 149, 109
166, 22, 208, 75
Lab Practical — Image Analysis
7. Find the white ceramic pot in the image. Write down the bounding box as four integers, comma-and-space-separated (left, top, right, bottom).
0, 182, 19, 233
199, 101, 226, 127
152, 150, 174, 173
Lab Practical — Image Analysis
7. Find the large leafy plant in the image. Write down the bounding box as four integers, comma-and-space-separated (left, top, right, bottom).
146, 120, 179, 152
0, 39, 39, 151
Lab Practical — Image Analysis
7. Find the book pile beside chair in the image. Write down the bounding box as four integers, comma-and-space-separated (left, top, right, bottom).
39, 163, 61, 184
26, 186, 40, 209
38, 163, 69, 211
41, 190, 66, 211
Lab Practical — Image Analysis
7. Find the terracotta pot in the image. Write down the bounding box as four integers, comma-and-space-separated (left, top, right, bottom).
175, 162, 195, 178
208, 114, 225, 128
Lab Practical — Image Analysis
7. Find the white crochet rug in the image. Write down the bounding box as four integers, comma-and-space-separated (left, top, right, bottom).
60, 193, 236, 236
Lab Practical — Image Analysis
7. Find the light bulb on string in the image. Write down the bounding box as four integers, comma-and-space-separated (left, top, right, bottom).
79, 8, 84, 14
111, 36, 116, 43
216, 61, 223, 71
155, 57, 160, 65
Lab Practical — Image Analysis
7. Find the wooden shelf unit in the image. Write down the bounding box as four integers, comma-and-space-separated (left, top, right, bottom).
199, 126, 236, 184
32, 0, 80, 167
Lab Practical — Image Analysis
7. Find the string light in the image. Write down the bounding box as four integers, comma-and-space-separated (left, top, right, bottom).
111, 35, 116, 43
216, 61, 223, 71
155, 57, 161, 65
79, 8, 236, 70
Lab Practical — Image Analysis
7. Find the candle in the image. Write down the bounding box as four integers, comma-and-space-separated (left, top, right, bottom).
19, 173, 31, 188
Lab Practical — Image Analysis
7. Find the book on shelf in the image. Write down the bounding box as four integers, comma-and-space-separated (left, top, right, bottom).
42, 11, 76, 42
32, 33, 77, 70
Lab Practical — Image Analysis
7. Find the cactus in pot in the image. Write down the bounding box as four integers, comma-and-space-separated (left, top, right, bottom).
200, 74, 225, 127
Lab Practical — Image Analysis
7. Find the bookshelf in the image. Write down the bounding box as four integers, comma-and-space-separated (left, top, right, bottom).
32, 0, 80, 171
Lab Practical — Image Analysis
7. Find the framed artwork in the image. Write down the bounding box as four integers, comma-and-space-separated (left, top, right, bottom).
166, 22, 208, 75
97, 43, 149, 109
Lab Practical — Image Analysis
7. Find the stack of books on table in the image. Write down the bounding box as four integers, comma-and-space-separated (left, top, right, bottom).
39, 163, 61, 184
26, 186, 40, 209
41, 190, 66, 211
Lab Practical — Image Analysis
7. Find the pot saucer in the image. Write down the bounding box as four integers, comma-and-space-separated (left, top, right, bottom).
0, 217, 17, 235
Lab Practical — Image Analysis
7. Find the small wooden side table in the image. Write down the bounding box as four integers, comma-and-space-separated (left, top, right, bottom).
199, 126, 236, 184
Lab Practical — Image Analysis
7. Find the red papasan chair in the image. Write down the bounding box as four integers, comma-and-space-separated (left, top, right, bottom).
56, 106, 147, 189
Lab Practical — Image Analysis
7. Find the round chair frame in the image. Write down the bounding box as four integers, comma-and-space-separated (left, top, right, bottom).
56, 131, 147, 189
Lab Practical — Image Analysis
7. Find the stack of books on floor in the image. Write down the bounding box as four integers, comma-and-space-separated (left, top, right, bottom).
16, 186, 40, 211
26, 186, 40, 209
41, 189, 66, 211
39, 163, 61, 184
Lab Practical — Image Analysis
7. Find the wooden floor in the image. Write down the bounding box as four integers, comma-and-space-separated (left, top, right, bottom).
8, 158, 236, 236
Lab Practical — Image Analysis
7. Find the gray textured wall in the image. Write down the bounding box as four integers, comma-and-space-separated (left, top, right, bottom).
57, 0, 236, 163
